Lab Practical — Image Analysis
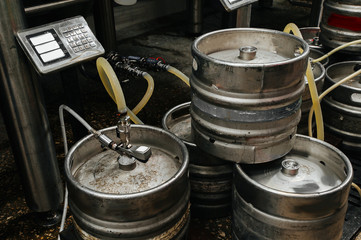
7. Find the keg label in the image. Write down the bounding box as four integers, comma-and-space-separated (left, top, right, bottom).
351, 93, 361, 103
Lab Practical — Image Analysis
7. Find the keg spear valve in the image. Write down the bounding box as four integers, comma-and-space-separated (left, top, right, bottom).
115, 114, 152, 163
97, 114, 151, 165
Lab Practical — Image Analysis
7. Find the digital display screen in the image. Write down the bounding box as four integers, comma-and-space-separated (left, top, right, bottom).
26, 29, 70, 65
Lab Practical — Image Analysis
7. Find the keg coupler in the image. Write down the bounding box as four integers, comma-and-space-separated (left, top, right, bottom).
97, 115, 152, 170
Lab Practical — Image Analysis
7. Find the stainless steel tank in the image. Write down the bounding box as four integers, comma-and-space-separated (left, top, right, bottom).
300, 27, 322, 49
297, 61, 326, 135
162, 102, 233, 218
320, 0, 361, 54
322, 61, 361, 151
232, 134, 353, 240
190, 28, 309, 164
65, 125, 190, 239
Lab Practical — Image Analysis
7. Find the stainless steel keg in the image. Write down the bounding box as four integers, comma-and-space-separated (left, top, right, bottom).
322, 61, 361, 151
162, 102, 233, 218
297, 61, 325, 135
320, 0, 361, 54
300, 27, 323, 49
232, 134, 353, 240
65, 125, 190, 239
190, 28, 309, 164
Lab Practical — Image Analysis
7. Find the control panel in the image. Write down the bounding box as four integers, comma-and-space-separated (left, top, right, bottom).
219, 0, 258, 11
17, 16, 104, 74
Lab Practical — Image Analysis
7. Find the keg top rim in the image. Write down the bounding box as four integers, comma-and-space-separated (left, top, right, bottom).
326, 61, 361, 91
162, 102, 196, 147
64, 125, 189, 198
236, 134, 353, 196
192, 28, 310, 67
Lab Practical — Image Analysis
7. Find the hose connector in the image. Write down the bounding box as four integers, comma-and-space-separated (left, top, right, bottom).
117, 114, 131, 148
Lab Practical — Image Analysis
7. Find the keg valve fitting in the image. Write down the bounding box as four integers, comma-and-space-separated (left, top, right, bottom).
117, 114, 131, 148
115, 114, 152, 163
281, 159, 300, 176
239, 46, 257, 60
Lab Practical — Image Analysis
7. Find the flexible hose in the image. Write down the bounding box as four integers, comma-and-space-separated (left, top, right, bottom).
166, 65, 190, 87
97, 57, 127, 114
308, 68, 361, 134
312, 39, 361, 64
96, 57, 143, 124
352, 182, 361, 200
132, 72, 154, 115
306, 61, 324, 140
127, 106, 144, 124
283, 23, 324, 140
283, 23, 303, 38
58, 104, 101, 240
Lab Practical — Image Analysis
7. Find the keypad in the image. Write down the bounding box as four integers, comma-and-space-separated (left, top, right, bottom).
61, 24, 96, 53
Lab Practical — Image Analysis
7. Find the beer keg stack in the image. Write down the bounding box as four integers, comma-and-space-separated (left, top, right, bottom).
169, 27, 354, 240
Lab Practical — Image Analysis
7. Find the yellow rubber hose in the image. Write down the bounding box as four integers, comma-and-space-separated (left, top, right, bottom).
132, 72, 154, 115
308, 68, 361, 133
283, 23, 304, 38
352, 182, 361, 200
312, 39, 361, 64
96, 57, 143, 124
167, 65, 190, 87
283, 23, 324, 140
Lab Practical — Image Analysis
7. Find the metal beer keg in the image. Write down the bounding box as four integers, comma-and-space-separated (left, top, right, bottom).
190, 28, 309, 163
65, 125, 190, 239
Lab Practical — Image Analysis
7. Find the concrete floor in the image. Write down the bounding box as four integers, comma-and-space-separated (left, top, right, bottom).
3, 0, 358, 239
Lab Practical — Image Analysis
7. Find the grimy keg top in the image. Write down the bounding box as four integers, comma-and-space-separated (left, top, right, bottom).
74, 148, 181, 194
325, 61, 361, 106
66, 125, 188, 197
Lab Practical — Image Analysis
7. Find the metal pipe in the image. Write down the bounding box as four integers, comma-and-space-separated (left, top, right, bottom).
0, 0, 63, 213
93, 0, 117, 51
24, 0, 90, 16
236, 5, 252, 28
309, 0, 324, 27
189, 0, 203, 34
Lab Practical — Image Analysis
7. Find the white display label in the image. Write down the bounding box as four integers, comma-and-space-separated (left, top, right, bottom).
29, 32, 55, 46
40, 49, 65, 63
34, 41, 60, 54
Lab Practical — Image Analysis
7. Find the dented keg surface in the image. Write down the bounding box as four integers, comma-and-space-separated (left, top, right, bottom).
320, 0, 361, 54
162, 102, 233, 218
190, 28, 309, 164
297, 61, 325, 135
232, 134, 353, 240
65, 125, 190, 240
322, 61, 361, 151
300, 27, 323, 49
